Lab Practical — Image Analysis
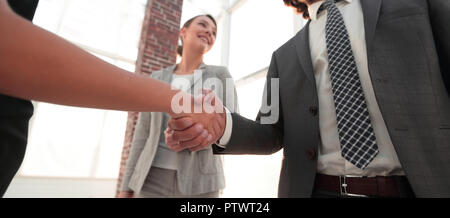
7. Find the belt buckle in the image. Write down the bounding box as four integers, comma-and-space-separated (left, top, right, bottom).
339, 175, 369, 198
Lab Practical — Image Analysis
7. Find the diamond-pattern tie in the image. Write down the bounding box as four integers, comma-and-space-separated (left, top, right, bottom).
322, 0, 378, 169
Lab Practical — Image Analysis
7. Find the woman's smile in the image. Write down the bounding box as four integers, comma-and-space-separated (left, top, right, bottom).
197, 34, 210, 46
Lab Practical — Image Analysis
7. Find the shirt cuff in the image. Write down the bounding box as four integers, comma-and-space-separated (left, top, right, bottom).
217, 107, 233, 148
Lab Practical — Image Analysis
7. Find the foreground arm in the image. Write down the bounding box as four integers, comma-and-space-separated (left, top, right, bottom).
0, 0, 179, 114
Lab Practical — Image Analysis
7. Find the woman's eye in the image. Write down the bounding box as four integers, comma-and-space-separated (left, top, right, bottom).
199, 23, 206, 27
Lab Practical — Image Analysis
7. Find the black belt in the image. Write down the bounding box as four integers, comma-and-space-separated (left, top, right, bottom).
314, 173, 413, 198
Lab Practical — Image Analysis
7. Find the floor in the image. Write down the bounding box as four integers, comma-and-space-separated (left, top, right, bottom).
4, 176, 117, 198
4, 152, 282, 198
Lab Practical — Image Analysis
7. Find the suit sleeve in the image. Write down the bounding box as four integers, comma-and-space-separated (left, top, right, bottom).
213, 53, 284, 155
428, 0, 450, 93
119, 112, 151, 192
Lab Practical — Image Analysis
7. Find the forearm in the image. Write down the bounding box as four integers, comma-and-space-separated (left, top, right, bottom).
0, 0, 179, 114
213, 113, 283, 155
215, 55, 282, 154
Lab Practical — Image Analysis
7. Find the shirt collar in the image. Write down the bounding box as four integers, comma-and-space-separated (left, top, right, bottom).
308, 0, 352, 21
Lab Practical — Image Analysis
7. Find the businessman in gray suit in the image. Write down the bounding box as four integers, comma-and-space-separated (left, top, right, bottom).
166, 0, 450, 198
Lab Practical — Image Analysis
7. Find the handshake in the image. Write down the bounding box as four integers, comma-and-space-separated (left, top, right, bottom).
165, 89, 226, 152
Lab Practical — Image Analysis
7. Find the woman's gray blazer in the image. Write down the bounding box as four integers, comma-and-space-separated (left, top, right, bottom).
120, 63, 239, 195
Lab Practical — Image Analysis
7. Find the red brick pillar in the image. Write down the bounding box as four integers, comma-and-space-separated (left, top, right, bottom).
116, 0, 183, 196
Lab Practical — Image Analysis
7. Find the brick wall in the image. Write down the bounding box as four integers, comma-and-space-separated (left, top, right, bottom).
116, 0, 183, 196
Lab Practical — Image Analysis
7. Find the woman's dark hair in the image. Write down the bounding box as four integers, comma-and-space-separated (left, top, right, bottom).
177, 14, 217, 57
283, 0, 321, 19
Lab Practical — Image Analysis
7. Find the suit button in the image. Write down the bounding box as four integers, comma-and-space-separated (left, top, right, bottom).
305, 148, 316, 160
309, 106, 318, 116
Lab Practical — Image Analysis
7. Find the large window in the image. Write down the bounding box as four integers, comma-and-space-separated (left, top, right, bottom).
17, 0, 147, 180
228, 0, 296, 80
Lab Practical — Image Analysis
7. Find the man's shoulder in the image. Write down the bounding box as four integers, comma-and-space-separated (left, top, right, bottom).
274, 27, 306, 57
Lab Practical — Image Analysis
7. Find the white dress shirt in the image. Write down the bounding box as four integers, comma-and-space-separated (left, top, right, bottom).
219, 0, 405, 177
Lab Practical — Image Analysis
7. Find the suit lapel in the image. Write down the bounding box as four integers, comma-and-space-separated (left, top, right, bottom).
294, 21, 315, 84
360, 0, 382, 56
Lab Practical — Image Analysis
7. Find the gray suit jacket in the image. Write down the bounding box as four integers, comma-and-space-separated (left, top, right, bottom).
214, 0, 450, 197
121, 63, 239, 195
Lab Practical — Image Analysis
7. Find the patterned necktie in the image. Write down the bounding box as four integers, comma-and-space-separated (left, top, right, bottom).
321, 0, 379, 169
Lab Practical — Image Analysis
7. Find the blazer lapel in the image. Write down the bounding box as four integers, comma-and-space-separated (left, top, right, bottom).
160, 65, 176, 83
191, 63, 206, 91
294, 21, 315, 84
360, 0, 382, 56
153, 65, 175, 134
163, 63, 205, 95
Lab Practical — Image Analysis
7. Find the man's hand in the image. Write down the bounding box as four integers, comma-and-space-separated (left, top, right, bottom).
166, 90, 226, 152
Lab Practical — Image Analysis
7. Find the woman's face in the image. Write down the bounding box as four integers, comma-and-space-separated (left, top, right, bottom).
180, 16, 217, 54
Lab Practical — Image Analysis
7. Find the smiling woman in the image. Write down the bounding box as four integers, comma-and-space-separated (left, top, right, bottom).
118, 13, 238, 198
177, 14, 217, 57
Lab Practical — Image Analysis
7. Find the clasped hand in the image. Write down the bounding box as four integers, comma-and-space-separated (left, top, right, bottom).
166, 89, 226, 152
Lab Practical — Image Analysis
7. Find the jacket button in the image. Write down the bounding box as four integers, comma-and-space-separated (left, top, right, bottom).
309, 106, 318, 116
305, 148, 316, 160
